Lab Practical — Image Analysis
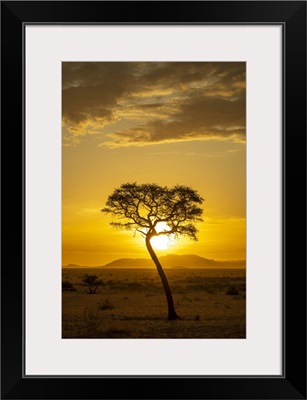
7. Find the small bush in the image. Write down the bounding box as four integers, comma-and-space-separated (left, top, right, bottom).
62, 280, 76, 291
225, 285, 239, 295
126, 282, 143, 290
97, 298, 115, 311
81, 274, 104, 294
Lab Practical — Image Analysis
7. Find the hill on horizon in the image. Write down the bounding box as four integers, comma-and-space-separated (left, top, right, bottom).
63, 263, 86, 268
65, 254, 245, 269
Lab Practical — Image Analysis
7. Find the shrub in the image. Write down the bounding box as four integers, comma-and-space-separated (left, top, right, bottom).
97, 298, 115, 311
62, 280, 76, 291
225, 285, 239, 295
81, 274, 104, 294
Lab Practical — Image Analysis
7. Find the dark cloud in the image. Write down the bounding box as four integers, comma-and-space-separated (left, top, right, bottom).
62, 62, 245, 145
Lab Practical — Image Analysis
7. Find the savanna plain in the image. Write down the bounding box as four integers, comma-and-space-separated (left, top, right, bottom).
62, 267, 245, 339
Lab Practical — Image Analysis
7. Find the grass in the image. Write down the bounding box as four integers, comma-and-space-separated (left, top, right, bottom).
62, 268, 246, 339
80, 309, 102, 336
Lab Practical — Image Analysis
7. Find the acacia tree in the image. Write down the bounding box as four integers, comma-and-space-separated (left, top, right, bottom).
81, 274, 103, 294
101, 183, 204, 320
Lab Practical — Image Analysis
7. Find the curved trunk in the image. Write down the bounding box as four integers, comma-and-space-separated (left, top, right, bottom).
145, 236, 180, 320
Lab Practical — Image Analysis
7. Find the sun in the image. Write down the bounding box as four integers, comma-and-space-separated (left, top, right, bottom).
150, 235, 170, 250
150, 222, 175, 250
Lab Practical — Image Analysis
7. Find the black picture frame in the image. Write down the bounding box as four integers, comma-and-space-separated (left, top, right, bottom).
1, 1, 306, 399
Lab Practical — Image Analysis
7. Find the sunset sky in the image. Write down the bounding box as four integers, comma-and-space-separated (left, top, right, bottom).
62, 62, 246, 266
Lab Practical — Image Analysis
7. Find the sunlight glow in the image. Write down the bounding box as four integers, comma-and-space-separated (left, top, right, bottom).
150, 235, 171, 250
150, 222, 175, 250
155, 221, 171, 234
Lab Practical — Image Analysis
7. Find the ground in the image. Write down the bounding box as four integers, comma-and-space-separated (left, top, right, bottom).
62, 268, 246, 339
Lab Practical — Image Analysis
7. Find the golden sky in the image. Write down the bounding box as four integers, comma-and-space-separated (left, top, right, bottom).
62, 62, 246, 266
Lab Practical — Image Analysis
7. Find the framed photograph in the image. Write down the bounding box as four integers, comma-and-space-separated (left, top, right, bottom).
1, 1, 306, 399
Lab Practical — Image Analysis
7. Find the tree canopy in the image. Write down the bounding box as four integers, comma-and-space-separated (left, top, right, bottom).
101, 182, 204, 241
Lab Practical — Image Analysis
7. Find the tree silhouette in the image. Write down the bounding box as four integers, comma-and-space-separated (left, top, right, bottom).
101, 183, 204, 320
81, 274, 103, 294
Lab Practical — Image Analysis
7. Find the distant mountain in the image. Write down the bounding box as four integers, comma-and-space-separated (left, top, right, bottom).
101, 254, 245, 269
162, 254, 219, 269
102, 258, 153, 269
63, 263, 85, 268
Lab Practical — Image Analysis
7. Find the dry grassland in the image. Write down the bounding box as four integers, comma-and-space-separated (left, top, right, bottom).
62, 268, 246, 339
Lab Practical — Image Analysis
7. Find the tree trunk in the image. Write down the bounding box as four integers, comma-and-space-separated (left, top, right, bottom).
145, 236, 180, 320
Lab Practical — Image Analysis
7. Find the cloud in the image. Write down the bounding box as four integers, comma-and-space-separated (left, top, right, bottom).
62, 62, 245, 146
